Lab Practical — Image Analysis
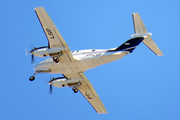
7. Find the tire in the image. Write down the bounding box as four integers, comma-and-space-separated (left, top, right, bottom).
29, 76, 35, 81
53, 56, 59, 63
74, 89, 78, 93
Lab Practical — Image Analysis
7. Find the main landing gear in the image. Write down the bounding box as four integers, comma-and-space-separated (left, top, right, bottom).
72, 82, 81, 93
52, 51, 63, 63
53, 56, 59, 63
72, 87, 78, 93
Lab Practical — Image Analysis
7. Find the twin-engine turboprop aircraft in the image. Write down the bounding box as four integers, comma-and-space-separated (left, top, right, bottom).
29, 7, 163, 114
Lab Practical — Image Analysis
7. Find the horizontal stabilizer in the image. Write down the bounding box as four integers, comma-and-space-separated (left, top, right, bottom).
143, 35, 163, 56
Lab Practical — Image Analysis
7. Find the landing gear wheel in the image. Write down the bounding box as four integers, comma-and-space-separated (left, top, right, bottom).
29, 76, 35, 81
74, 89, 78, 93
53, 56, 59, 63
72, 87, 78, 93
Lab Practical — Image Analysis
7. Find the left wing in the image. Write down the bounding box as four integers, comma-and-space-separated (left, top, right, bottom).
34, 7, 75, 62
64, 72, 107, 114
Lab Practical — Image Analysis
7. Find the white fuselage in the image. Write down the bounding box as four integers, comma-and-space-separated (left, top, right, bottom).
34, 49, 130, 74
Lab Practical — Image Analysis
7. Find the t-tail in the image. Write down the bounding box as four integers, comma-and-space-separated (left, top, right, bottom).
115, 13, 163, 56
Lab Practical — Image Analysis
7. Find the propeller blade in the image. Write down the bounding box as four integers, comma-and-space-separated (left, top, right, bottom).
31, 46, 33, 51
31, 54, 35, 64
25, 48, 29, 56
28, 45, 36, 64
49, 84, 53, 94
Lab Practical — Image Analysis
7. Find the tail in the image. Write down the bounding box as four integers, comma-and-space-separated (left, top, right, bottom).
116, 13, 163, 56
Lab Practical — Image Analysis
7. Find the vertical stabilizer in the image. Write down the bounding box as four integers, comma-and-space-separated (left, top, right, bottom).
132, 13, 148, 34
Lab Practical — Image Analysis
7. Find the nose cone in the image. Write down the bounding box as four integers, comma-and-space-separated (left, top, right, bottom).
33, 63, 42, 70
48, 77, 56, 85
48, 81, 52, 85
33, 58, 53, 73
30, 47, 37, 54
29, 51, 33, 54
34, 58, 52, 69
33, 63, 50, 72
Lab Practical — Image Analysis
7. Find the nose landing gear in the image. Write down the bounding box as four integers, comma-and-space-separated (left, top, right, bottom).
29, 72, 37, 81
29, 76, 35, 81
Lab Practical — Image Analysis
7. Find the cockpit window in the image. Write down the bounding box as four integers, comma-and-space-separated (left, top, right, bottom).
92, 49, 95, 51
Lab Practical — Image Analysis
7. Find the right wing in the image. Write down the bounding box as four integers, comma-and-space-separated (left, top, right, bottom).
34, 7, 75, 62
64, 72, 107, 114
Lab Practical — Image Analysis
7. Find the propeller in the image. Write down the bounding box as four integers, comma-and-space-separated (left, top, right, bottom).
31, 54, 35, 64
49, 84, 53, 94
48, 77, 55, 94
30, 46, 36, 64
25, 48, 29, 56
25, 41, 36, 64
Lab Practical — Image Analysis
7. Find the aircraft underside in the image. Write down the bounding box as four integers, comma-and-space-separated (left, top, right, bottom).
28, 7, 163, 113
34, 51, 129, 74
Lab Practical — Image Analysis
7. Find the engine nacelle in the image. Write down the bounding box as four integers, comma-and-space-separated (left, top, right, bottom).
30, 47, 64, 57
48, 77, 82, 88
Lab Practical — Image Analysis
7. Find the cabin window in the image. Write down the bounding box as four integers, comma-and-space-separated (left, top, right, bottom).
72, 51, 74, 53
76, 50, 79, 52
92, 49, 95, 51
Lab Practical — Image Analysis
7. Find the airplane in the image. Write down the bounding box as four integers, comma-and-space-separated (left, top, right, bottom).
29, 7, 163, 114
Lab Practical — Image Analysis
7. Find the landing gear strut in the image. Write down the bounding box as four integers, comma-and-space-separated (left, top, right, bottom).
53, 56, 59, 63
72, 87, 78, 93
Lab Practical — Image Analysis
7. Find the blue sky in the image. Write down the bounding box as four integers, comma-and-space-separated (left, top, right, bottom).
0, 0, 180, 120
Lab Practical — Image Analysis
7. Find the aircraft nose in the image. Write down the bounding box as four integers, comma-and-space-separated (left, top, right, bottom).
33, 63, 51, 73
33, 58, 53, 72
33, 64, 41, 70
33, 63, 47, 70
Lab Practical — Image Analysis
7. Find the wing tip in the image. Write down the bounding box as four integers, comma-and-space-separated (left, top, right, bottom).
157, 53, 164, 56
132, 13, 139, 16
34, 7, 44, 11
97, 111, 108, 114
